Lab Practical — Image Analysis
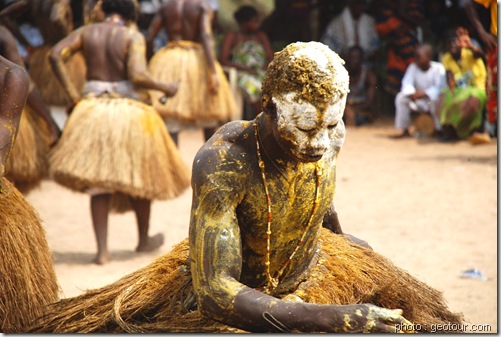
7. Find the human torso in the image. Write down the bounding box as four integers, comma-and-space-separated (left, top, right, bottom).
443, 50, 486, 90
160, 0, 209, 42
81, 22, 133, 82
231, 33, 266, 72
196, 120, 338, 292
348, 66, 368, 104
411, 62, 443, 92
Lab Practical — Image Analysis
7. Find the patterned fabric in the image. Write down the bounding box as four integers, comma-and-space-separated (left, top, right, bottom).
442, 49, 487, 90
375, 0, 425, 95
231, 40, 267, 103
439, 48, 487, 138
485, 46, 497, 123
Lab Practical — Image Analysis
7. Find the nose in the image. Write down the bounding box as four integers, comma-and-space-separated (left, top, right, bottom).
308, 129, 329, 155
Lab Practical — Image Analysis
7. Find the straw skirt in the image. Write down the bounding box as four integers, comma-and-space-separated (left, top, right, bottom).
0, 178, 59, 332
49, 96, 190, 202
29, 228, 463, 333
29, 46, 86, 106
148, 41, 236, 124
5, 106, 49, 194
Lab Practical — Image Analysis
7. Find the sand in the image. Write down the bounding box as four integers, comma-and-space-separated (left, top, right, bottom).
25, 117, 497, 333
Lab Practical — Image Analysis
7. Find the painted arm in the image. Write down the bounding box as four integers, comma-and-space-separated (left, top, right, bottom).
199, 3, 218, 94
126, 31, 178, 97
49, 27, 84, 104
0, 56, 29, 179
145, 11, 163, 59
464, 0, 497, 51
190, 148, 409, 333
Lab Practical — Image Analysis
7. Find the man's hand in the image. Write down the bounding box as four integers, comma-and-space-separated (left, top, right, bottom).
66, 98, 80, 115
325, 304, 415, 333
164, 82, 179, 98
208, 72, 219, 95
411, 91, 426, 100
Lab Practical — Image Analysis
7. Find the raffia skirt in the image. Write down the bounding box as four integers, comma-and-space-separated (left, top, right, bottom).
29, 228, 463, 333
148, 41, 236, 124
49, 96, 190, 207
5, 106, 49, 194
29, 45, 86, 106
0, 178, 59, 332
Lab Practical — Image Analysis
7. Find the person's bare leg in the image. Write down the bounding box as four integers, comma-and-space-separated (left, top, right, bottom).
130, 197, 164, 252
90, 193, 111, 265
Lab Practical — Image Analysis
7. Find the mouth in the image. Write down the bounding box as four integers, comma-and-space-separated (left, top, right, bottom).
297, 152, 323, 162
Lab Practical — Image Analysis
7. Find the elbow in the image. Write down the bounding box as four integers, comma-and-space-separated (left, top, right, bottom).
48, 51, 60, 72
196, 292, 229, 323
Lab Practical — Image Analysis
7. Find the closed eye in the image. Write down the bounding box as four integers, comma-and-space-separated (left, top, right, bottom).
297, 126, 315, 133
327, 122, 338, 130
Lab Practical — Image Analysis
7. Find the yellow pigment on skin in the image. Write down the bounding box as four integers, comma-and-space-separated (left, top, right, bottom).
343, 314, 352, 331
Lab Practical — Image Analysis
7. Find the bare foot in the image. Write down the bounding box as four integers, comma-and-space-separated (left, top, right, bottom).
389, 129, 411, 139
136, 233, 164, 253
93, 252, 111, 265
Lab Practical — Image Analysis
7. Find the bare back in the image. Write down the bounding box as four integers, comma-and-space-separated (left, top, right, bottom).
80, 22, 139, 82
159, 0, 212, 42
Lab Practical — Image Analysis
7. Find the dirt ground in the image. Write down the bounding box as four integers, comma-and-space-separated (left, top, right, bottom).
26, 117, 497, 333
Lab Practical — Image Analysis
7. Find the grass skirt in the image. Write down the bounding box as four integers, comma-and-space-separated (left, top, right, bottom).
5, 106, 49, 194
29, 45, 86, 106
49, 96, 190, 202
0, 178, 59, 332
148, 41, 236, 124
29, 228, 462, 333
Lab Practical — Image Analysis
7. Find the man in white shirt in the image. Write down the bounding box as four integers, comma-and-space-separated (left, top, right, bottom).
392, 44, 446, 138
321, 0, 379, 60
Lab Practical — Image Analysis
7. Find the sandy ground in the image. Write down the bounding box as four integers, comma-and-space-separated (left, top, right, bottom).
26, 117, 497, 333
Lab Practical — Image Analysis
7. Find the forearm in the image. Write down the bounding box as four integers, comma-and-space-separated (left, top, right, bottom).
231, 288, 377, 333
49, 50, 80, 102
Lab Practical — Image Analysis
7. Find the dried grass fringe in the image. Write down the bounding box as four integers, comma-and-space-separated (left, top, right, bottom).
49, 97, 190, 201
148, 42, 237, 122
29, 46, 86, 106
5, 106, 49, 194
0, 178, 60, 332
29, 229, 462, 333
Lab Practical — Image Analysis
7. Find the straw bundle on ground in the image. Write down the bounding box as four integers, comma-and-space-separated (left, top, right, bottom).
148, 41, 236, 123
49, 96, 190, 202
5, 106, 49, 194
29, 228, 462, 333
29, 46, 86, 106
0, 178, 60, 332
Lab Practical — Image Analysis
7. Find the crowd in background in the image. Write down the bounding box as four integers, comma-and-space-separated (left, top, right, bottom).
0, 0, 497, 140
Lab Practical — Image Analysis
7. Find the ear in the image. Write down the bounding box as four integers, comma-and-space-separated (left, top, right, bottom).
265, 96, 278, 121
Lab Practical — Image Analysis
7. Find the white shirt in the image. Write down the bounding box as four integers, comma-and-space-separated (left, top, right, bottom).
400, 61, 446, 101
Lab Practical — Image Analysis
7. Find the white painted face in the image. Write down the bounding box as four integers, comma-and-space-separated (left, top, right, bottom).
272, 91, 346, 162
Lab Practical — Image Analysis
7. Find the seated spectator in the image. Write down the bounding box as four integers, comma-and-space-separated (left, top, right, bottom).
437, 28, 487, 141
391, 44, 446, 138
344, 45, 378, 126
219, 5, 274, 119
321, 0, 379, 60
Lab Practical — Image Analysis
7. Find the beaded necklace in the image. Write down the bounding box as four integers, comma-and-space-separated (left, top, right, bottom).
253, 121, 322, 294
105, 15, 125, 26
